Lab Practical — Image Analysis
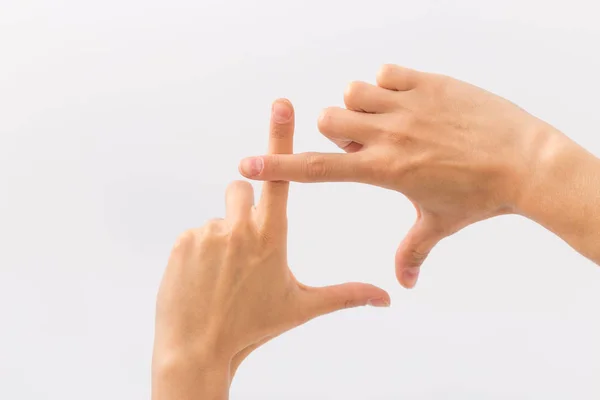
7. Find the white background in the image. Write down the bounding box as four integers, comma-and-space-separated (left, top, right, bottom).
1, 1, 600, 399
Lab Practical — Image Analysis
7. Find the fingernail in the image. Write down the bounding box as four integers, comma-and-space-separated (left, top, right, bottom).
240, 157, 264, 177
272, 101, 292, 123
402, 267, 420, 288
367, 298, 390, 307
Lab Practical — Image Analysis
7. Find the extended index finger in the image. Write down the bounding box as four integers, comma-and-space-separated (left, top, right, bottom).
239, 151, 371, 184
254, 98, 295, 231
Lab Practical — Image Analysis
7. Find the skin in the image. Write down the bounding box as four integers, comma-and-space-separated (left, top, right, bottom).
239, 64, 600, 288
152, 99, 390, 400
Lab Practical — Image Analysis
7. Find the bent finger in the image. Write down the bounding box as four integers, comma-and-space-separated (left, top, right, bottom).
376, 64, 423, 91
395, 217, 445, 288
318, 106, 384, 148
344, 80, 399, 113
300, 282, 391, 320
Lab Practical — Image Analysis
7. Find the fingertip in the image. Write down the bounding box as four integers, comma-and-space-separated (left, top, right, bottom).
397, 267, 419, 289
226, 179, 253, 193
382, 290, 391, 305
375, 285, 391, 299
274, 97, 292, 106
272, 99, 294, 124
225, 180, 255, 223
240, 154, 292, 182
367, 297, 391, 307
362, 284, 391, 307
317, 107, 337, 132
239, 157, 264, 178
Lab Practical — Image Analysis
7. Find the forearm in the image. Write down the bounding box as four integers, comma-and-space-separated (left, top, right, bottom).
152, 351, 231, 400
517, 126, 600, 263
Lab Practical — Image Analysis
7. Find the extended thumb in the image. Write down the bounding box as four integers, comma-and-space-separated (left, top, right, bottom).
302, 282, 390, 319
395, 219, 443, 289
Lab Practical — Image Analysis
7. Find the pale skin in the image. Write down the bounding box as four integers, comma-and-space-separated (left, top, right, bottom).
151, 99, 390, 400
239, 64, 600, 288
153, 66, 600, 398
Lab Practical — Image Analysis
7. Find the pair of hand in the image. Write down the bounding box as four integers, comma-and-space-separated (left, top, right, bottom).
152, 64, 584, 398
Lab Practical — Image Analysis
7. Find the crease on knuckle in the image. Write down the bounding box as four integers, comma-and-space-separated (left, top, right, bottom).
257, 227, 275, 247
407, 248, 429, 268
270, 125, 286, 140
302, 153, 330, 181
264, 154, 281, 175
384, 114, 415, 145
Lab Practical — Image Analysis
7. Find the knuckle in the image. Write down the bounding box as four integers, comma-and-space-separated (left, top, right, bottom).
377, 64, 395, 81
205, 218, 224, 232
173, 229, 197, 251
384, 114, 415, 146
263, 154, 281, 176
388, 131, 412, 148
407, 248, 429, 268
228, 220, 253, 245
397, 111, 416, 131
360, 153, 388, 182
201, 218, 227, 242
317, 107, 336, 133
269, 123, 287, 140
398, 112, 416, 131
302, 153, 331, 181
380, 121, 398, 139
343, 81, 364, 105
258, 228, 274, 246
428, 74, 451, 96
227, 228, 247, 246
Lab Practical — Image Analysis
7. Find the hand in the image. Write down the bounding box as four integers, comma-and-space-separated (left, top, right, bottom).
239, 65, 569, 288
152, 99, 390, 400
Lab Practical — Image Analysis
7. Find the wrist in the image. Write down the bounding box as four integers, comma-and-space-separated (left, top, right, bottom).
153, 327, 236, 373
513, 123, 577, 217
513, 123, 600, 247
152, 348, 232, 400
